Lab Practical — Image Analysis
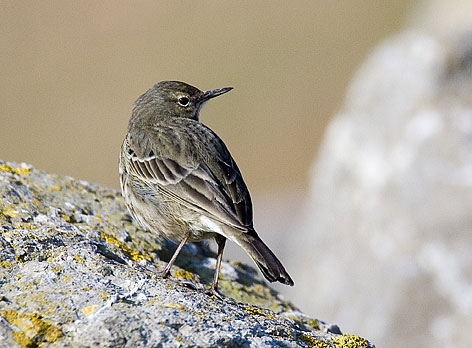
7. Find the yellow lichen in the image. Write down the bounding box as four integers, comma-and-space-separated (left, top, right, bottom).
0, 163, 30, 176
299, 333, 331, 348
100, 291, 110, 301
81, 305, 100, 316
212, 276, 286, 313
332, 334, 370, 348
0, 310, 62, 347
244, 306, 276, 320
174, 269, 195, 280
45, 252, 61, 263
3, 207, 19, 218
251, 283, 272, 296
50, 266, 62, 274
0, 164, 11, 173
305, 318, 321, 331
73, 255, 85, 263
0, 260, 13, 267
166, 303, 185, 310
48, 185, 62, 191
14, 165, 30, 176
288, 316, 321, 331
193, 311, 207, 322
100, 232, 152, 263
147, 297, 161, 304
62, 215, 70, 222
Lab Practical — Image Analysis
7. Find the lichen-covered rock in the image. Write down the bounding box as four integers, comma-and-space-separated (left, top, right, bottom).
0, 161, 373, 347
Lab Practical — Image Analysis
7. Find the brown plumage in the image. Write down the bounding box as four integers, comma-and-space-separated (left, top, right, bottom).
119, 81, 293, 297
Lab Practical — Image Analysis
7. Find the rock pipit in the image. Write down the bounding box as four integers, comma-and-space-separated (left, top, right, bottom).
119, 81, 293, 297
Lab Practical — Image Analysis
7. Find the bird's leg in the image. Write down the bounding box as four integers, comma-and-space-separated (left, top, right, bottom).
206, 235, 226, 299
159, 230, 191, 278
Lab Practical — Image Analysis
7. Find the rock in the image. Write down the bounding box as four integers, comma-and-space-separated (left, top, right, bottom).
291, 17, 472, 348
0, 161, 373, 347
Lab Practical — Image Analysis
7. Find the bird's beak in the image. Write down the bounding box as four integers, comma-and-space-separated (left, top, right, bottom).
200, 87, 233, 103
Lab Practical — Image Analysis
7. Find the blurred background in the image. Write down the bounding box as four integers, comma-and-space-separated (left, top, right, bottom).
0, 1, 410, 191
4, 1, 472, 347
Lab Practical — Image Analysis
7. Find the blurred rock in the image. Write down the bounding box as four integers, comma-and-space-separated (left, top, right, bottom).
0, 161, 373, 348
291, 15, 472, 348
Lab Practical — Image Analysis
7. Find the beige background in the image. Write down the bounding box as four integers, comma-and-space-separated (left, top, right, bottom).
1, 1, 413, 332
1, 1, 410, 193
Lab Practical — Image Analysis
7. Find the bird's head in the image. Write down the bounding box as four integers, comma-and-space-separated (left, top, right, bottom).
131, 81, 232, 123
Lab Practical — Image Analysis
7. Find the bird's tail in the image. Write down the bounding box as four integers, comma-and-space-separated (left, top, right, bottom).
238, 231, 294, 286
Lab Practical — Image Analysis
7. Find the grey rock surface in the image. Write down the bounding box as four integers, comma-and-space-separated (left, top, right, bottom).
0, 161, 372, 348
289, 9, 472, 348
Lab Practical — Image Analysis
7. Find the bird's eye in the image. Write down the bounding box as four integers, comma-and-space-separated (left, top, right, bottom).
177, 96, 190, 107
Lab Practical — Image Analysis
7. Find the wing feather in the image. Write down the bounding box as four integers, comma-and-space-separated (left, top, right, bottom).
124, 125, 253, 230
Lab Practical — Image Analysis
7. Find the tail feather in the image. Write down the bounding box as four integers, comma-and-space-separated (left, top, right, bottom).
239, 232, 294, 286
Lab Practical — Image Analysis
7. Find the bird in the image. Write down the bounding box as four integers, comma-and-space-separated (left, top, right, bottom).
119, 81, 294, 297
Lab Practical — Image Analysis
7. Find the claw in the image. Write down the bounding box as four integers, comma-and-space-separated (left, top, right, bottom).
204, 287, 224, 300
156, 269, 171, 278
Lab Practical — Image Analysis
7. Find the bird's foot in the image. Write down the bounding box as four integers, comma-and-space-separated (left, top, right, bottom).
204, 286, 224, 300
155, 267, 200, 291
155, 269, 171, 278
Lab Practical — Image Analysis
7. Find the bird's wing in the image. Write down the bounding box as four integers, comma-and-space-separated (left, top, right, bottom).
124, 126, 253, 231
